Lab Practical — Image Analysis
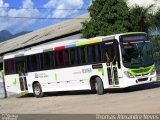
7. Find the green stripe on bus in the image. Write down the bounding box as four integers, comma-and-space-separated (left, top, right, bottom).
76, 39, 102, 46
13, 78, 17, 85
55, 73, 58, 81
98, 68, 104, 76
122, 32, 146, 35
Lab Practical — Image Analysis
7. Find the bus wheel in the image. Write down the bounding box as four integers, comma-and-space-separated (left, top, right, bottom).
94, 77, 104, 95
33, 82, 44, 98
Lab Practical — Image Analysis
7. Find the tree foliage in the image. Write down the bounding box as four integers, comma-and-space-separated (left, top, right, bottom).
129, 5, 153, 33
152, 8, 160, 31
129, 5, 160, 35
81, 0, 160, 38
151, 35, 160, 60
81, 0, 130, 38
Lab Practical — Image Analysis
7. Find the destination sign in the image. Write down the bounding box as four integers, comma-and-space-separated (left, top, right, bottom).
122, 35, 147, 42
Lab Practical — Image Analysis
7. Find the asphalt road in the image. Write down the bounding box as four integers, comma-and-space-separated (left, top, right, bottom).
0, 82, 160, 114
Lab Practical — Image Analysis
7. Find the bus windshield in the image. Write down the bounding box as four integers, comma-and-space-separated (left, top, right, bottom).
120, 34, 154, 68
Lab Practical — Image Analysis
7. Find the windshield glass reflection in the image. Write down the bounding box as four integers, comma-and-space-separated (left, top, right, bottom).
120, 35, 154, 68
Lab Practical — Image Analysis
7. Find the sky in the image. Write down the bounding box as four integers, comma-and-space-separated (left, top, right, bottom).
0, 0, 159, 34
0, 0, 91, 34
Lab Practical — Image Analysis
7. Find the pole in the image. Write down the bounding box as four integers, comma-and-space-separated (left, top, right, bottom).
2, 70, 7, 98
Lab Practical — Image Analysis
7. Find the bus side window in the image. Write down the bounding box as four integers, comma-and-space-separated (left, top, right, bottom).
50, 51, 55, 68
63, 50, 69, 67
40, 53, 44, 70
70, 48, 78, 65
30, 55, 39, 71
55, 51, 64, 68
78, 46, 88, 64
88, 45, 95, 63
27, 56, 31, 72
4, 59, 15, 75
43, 52, 51, 69
55, 52, 59, 67
95, 44, 102, 62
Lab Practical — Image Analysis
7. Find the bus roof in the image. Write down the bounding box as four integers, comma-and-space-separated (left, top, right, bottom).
3, 32, 147, 59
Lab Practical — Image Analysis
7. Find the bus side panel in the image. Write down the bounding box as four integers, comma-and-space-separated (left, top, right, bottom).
27, 64, 108, 93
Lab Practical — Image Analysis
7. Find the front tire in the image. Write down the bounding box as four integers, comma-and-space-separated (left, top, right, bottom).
33, 83, 44, 98
91, 77, 104, 95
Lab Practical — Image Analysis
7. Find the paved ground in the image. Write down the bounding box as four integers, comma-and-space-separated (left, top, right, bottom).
0, 82, 160, 114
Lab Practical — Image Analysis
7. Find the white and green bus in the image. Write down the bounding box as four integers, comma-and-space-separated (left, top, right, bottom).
3, 32, 157, 97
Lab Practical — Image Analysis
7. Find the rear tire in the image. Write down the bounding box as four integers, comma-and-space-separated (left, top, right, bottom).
33, 83, 44, 98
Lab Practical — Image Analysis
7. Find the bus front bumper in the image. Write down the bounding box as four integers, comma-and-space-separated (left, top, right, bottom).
121, 74, 157, 88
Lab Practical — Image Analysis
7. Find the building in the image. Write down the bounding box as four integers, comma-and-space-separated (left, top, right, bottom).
0, 13, 89, 97
0, 13, 89, 57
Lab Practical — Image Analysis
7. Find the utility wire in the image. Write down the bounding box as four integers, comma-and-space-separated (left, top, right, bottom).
0, 6, 88, 10
0, 16, 90, 19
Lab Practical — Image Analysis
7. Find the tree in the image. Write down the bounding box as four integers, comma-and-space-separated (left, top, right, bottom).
129, 5, 153, 33
150, 8, 160, 35
81, 0, 131, 38
129, 5, 160, 35
151, 35, 160, 60
153, 9, 160, 28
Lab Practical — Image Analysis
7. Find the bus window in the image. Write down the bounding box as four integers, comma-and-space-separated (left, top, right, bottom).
104, 41, 119, 66
4, 59, 15, 75
40, 53, 44, 70
55, 51, 64, 68
27, 56, 31, 72
63, 50, 69, 67
70, 48, 78, 65
95, 44, 102, 62
43, 52, 51, 69
88, 45, 95, 63
30, 55, 39, 71
78, 46, 88, 64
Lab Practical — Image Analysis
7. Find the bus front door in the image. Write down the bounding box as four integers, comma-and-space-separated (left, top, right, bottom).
104, 41, 119, 86
15, 59, 28, 92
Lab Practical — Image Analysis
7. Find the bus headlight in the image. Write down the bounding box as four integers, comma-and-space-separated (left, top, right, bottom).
124, 71, 134, 78
150, 67, 156, 75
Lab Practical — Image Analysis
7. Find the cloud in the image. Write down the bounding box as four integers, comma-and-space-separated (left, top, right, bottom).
44, 0, 84, 18
0, 0, 87, 34
0, 0, 9, 16
0, 0, 39, 34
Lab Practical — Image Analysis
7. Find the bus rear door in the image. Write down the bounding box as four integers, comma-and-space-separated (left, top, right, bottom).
15, 57, 28, 92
